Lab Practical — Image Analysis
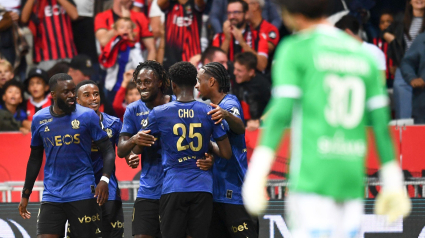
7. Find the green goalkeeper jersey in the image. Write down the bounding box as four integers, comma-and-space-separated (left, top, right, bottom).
260, 25, 395, 200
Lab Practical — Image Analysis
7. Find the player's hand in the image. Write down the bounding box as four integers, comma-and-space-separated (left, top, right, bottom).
197, 153, 214, 171
132, 130, 155, 146
208, 103, 228, 124
9, 11, 20, 22
223, 20, 232, 40
246, 119, 260, 131
95, 181, 109, 206
126, 153, 140, 168
242, 146, 274, 215
18, 198, 31, 219
375, 190, 411, 223
374, 161, 411, 223
410, 78, 425, 88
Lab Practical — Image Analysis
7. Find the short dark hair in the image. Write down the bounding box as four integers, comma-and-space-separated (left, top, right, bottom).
2, 79, 23, 98
335, 15, 360, 35
202, 62, 230, 93
228, 0, 248, 12
169, 62, 198, 88
49, 73, 73, 91
234, 52, 257, 71
47, 61, 70, 79
380, 9, 394, 18
75, 80, 98, 96
126, 82, 137, 95
278, 0, 328, 19
133, 60, 170, 94
201, 46, 226, 65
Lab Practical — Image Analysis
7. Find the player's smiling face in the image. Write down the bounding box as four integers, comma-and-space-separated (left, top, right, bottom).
195, 68, 212, 100
134, 68, 161, 103
77, 84, 101, 112
54, 80, 76, 115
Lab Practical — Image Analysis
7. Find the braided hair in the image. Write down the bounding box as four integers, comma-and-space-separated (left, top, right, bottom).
201, 62, 230, 93
133, 60, 170, 94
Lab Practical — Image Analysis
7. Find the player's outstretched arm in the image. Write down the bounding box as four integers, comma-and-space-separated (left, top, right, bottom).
370, 106, 411, 222
94, 138, 116, 206
19, 145, 44, 219
243, 96, 294, 216
208, 103, 245, 135
215, 137, 232, 159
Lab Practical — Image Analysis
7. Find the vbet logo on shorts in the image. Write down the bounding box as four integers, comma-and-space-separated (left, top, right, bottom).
0, 218, 30, 238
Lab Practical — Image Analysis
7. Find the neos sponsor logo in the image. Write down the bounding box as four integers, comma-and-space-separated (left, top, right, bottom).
0, 218, 30, 238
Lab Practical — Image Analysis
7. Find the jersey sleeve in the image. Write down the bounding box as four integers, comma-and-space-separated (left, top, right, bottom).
266, 25, 280, 46
30, 119, 43, 147
113, 120, 123, 146
142, 110, 160, 136
365, 58, 388, 112
271, 39, 303, 99
133, 0, 144, 8
257, 32, 269, 59
120, 107, 138, 136
94, 12, 109, 32
88, 111, 109, 142
221, 99, 243, 120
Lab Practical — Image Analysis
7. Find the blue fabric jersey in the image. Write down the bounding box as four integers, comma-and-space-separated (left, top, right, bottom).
212, 94, 248, 205
91, 112, 122, 201
30, 105, 108, 203
120, 96, 175, 200
143, 100, 228, 195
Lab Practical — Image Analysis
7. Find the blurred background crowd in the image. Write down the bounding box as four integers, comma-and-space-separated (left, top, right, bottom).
0, 0, 420, 134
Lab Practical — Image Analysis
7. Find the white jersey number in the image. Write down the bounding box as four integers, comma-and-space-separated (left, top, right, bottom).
324, 75, 365, 129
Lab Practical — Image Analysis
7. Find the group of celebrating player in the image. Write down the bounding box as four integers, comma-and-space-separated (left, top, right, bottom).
18, 60, 257, 238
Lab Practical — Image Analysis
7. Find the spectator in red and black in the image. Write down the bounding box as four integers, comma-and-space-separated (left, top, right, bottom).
20, 0, 78, 71
94, 0, 156, 61
212, 0, 269, 72
158, 0, 205, 70
68, 54, 116, 116
24, 68, 51, 121
232, 52, 270, 131
373, 10, 395, 88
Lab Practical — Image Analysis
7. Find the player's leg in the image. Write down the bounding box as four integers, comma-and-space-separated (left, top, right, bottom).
64, 199, 102, 238
208, 203, 231, 238
221, 203, 258, 238
286, 193, 337, 238
159, 193, 189, 238
333, 199, 363, 238
101, 200, 124, 238
132, 198, 161, 238
186, 192, 213, 238
37, 202, 67, 238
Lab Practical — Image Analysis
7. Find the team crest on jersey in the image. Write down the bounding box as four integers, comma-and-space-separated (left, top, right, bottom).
44, 126, 50, 132
106, 128, 113, 138
141, 119, 148, 128
71, 119, 80, 129
221, 123, 224, 130
230, 107, 240, 116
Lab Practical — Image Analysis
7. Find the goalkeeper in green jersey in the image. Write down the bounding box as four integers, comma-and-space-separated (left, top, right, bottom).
242, 0, 411, 237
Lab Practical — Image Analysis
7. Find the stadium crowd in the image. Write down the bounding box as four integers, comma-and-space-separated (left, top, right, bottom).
1, 0, 421, 134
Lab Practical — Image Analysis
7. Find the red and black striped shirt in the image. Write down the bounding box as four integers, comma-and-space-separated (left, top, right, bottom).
163, 1, 202, 69
373, 37, 394, 80
212, 25, 269, 61
25, 0, 77, 63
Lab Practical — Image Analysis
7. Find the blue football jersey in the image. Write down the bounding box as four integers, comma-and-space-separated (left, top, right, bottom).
212, 94, 248, 205
120, 96, 175, 199
143, 100, 228, 195
91, 112, 122, 201
30, 105, 108, 203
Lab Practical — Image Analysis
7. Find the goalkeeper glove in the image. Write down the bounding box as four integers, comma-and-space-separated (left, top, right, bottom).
242, 146, 275, 215
374, 161, 411, 223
